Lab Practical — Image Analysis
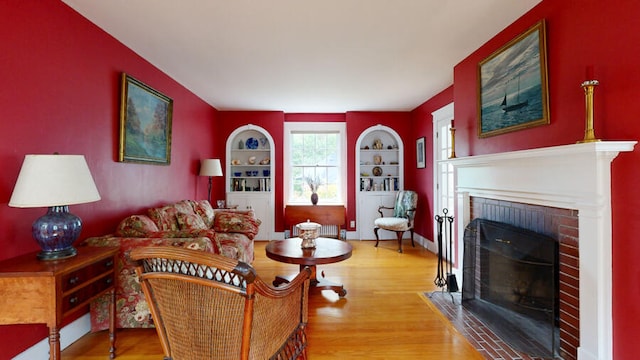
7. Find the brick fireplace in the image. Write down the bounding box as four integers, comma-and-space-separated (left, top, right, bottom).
467, 198, 578, 358
448, 141, 636, 360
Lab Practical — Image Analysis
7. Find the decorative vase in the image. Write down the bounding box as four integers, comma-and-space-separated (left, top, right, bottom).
311, 192, 318, 205
297, 220, 321, 249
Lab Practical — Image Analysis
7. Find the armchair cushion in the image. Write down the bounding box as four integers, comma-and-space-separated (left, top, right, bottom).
374, 217, 410, 231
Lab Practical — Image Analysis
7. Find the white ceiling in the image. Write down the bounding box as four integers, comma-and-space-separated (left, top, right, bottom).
62, 0, 541, 113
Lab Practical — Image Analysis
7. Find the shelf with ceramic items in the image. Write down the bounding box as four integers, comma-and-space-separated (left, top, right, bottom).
358, 136, 401, 193
229, 134, 272, 193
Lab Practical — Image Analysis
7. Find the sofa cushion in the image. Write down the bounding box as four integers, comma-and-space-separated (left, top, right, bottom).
148, 205, 180, 231
116, 215, 160, 237
191, 200, 215, 228
213, 211, 261, 239
176, 211, 208, 230
174, 200, 197, 215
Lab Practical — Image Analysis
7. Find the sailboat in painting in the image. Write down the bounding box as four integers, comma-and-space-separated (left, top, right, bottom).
501, 76, 528, 112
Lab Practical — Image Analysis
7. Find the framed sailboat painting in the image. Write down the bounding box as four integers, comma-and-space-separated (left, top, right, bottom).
477, 20, 549, 138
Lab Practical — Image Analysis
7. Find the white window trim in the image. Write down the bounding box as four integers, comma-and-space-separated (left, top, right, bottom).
284, 122, 347, 205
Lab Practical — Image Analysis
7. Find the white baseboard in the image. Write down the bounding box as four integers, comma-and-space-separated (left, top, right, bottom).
13, 314, 90, 359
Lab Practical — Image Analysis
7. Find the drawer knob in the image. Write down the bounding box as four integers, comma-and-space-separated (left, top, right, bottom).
105, 260, 114, 267
106, 278, 113, 285
68, 276, 80, 285
69, 296, 78, 305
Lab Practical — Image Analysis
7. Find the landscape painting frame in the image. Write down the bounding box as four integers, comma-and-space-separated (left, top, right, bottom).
119, 73, 173, 165
477, 20, 549, 138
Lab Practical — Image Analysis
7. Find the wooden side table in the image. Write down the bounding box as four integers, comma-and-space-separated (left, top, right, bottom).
266, 237, 352, 297
0, 245, 118, 360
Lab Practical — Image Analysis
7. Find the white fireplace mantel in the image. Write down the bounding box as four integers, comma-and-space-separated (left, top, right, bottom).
448, 141, 636, 360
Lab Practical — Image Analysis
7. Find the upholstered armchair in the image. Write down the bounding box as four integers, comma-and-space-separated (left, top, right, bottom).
129, 246, 311, 360
374, 190, 418, 253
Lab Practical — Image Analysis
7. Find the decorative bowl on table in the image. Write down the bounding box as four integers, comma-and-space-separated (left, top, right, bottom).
245, 171, 252, 176
234, 172, 242, 177
263, 169, 270, 176
251, 170, 259, 176
297, 220, 321, 249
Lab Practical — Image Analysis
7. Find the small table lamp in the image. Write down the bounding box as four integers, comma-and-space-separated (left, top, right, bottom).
199, 159, 223, 203
9, 154, 101, 260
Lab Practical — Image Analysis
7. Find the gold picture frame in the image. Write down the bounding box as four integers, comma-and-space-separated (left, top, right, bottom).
477, 20, 549, 138
119, 73, 173, 164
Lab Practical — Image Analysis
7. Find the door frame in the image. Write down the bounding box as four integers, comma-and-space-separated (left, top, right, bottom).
431, 103, 454, 256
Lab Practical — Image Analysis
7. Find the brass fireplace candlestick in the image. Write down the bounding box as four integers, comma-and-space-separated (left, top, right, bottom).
578, 80, 601, 143
449, 126, 457, 159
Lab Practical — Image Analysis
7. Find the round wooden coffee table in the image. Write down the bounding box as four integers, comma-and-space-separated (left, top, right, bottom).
265, 237, 353, 297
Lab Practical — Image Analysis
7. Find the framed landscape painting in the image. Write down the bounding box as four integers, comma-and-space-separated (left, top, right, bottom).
119, 73, 173, 164
477, 20, 549, 138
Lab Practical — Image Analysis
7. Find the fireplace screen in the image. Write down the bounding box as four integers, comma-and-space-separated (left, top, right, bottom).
462, 218, 559, 357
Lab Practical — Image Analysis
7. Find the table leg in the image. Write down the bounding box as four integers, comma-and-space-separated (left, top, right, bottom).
109, 288, 116, 359
272, 265, 347, 297
48, 327, 60, 360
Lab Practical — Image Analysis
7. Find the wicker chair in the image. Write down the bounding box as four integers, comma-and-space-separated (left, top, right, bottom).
129, 246, 311, 360
374, 190, 418, 253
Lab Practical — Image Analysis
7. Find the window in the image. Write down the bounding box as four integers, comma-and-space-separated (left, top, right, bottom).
284, 122, 346, 204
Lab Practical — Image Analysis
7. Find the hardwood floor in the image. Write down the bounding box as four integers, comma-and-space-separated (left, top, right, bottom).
62, 240, 483, 359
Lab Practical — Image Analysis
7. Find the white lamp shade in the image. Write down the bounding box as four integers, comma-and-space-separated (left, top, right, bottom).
199, 159, 223, 177
9, 154, 101, 208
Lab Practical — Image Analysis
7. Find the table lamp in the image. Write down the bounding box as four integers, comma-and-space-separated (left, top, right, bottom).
199, 159, 223, 203
9, 154, 101, 260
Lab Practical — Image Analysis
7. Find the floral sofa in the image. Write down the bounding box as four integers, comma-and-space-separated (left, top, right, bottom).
84, 199, 261, 331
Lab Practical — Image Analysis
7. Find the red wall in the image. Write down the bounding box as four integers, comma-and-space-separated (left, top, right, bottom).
0, 1, 219, 357
3, 0, 640, 358
451, 1, 640, 358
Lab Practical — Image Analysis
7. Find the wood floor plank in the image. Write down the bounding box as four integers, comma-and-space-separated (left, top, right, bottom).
62, 240, 483, 359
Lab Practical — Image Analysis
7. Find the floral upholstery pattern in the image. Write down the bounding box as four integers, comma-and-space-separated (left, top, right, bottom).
213, 211, 261, 239
176, 211, 208, 230
84, 199, 260, 331
85, 236, 215, 330
116, 215, 159, 237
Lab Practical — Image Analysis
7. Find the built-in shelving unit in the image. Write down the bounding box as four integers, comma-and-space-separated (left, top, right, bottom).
225, 124, 274, 240
355, 125, 404, 240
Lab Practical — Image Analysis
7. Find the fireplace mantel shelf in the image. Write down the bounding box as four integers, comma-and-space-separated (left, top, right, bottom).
443, 141, 636, 166
450, 140, 636, 360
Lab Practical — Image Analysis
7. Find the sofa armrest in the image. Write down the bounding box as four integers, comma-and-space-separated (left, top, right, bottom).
212, 211, 261, 239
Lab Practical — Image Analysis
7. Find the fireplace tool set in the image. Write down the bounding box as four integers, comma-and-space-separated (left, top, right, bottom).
432, 208, 459, 301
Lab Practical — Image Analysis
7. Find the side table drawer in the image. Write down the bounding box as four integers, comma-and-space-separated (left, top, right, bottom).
62, 273, 114, 313
62, 256, 114, 292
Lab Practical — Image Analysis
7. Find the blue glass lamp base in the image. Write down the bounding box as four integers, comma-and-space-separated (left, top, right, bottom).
32, 206, 82, 261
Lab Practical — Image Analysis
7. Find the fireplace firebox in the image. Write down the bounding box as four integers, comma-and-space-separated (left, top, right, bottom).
462, 218, 559, 358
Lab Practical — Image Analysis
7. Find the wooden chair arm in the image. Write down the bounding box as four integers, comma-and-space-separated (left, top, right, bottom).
254, 267, 311, 298
377, 205, 395, 217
